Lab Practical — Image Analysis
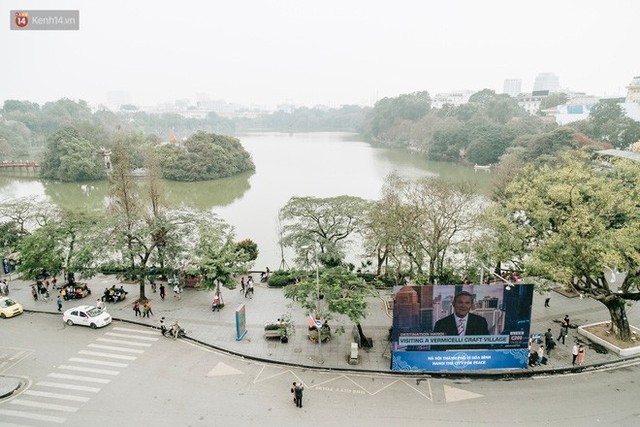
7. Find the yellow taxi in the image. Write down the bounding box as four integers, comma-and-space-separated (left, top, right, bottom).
0, 297, 24, 318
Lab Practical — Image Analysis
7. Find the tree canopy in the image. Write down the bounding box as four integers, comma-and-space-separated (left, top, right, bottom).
156, 131, 255, 181
493, 152, 640, 340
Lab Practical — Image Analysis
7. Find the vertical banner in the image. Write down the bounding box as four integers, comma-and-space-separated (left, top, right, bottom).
235, 304, 247, 341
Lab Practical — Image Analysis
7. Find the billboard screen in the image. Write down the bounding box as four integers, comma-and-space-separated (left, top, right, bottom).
391, 284, 534, 371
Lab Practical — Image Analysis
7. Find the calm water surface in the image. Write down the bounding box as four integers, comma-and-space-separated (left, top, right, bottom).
0, 132, 492, 269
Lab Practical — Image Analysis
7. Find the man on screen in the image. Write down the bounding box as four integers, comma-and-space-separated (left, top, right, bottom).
434, 291, 489, 336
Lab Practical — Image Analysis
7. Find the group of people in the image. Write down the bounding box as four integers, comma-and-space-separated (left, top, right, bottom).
290, 382, 304, 408
101, 285, 127, 303
133, 300, 154, 317
240, 276, 254, 299
533, 314, 586, 367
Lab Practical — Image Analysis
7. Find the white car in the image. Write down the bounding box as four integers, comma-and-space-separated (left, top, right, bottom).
63, 305, 112, 329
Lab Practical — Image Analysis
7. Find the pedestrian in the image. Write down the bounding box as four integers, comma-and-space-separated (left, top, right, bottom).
290, 382, 297, 404
245, 279, 254, 299
56, 295, 63, 312
160, 317, 167, 336
544, 292, 550, 307
159, 284, 166, 300
546, 338, 556, 356
294, 382, 304, 408
143, 301, 153, 317
133, 301, 142, 316
544, 328, 553, 348
577, 345, 585, 366
51, 277, 57, 290
572, 343, 579, 365
173, 284, 181, 299
557, 327, 567, 345
240, 277, 245, 293
537, 345, 546, 365
96, 298, 105, 311
212, 294, 220, 312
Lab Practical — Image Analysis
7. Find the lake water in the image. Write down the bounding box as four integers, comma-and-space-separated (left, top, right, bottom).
0, 132, 492, 269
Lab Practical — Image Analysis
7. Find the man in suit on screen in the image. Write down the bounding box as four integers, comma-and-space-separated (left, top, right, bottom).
434, 291, 489, 336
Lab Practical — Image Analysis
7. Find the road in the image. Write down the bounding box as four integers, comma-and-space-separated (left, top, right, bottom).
2, 313, 639, 427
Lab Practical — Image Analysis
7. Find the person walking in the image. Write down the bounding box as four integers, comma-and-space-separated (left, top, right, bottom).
294, 382, 304, 408
544, 328, 553, 348
576, 345, 586, 366
133, 301, 142, 317
173, 284, 181, 299
558, 316, 569, 344
537, 345, 546, 365
159, 284, 166, 300
56, 295, 63, 312
143, 301, 153, 317
290, 382, 297, 404
544, 292, 551, 307
572, 343, 579, 365
240, 277, 245, 294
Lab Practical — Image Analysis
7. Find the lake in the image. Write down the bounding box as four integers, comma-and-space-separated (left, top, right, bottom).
0, 132, 492, 269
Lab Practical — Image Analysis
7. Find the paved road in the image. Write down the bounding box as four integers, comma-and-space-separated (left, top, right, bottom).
2, 313, 640, 427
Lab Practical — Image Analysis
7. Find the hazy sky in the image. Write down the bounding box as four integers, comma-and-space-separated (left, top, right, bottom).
3, 0, 639, 108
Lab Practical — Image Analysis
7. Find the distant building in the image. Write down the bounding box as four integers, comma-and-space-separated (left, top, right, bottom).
106, 90, 132, 110
431, 90, 473, 109
516, 90, 549, 115
626, 76, 640, 104
503, 79, 522, 97
533, 73, 560, 92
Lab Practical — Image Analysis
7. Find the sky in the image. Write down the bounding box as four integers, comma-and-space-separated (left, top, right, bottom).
2, 0, 639, 109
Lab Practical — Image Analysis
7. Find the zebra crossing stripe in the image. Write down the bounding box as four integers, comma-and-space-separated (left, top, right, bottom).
36, 381, 100, 393
78, 351, 136, 360
23, 390, 90, 402
0, 408, 66, 423
96, 338, 152, 347
68, 357, 128, 367
59, 364, 121, 376
104, 332, 158, 341
11, 399, 78, 412
88, 344, 145, 353
48, 373, 110, 384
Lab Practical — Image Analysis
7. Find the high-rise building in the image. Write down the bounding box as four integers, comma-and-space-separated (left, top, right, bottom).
533, 73, 560, 92
626, 76, 640, 104
503, 79, 522, 97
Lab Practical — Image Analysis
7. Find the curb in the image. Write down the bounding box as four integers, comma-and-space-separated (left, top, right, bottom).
25, 309, 640, 380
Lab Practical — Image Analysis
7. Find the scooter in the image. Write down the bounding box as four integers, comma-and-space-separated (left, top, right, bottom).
162, 322, 186, 339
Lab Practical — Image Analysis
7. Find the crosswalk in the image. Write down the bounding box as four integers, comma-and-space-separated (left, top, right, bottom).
0, 326, 159, 426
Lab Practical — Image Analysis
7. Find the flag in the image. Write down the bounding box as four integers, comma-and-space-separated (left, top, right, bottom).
169, 132, 177, 143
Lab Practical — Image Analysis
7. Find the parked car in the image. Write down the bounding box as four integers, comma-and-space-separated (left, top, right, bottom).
63, 305, 112, 329
0, 297, 24, 318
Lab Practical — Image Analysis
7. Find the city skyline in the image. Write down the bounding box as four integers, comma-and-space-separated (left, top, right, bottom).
3, 0, 638, 108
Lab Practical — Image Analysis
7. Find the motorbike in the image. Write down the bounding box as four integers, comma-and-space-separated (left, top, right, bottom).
162, 322, 187, 339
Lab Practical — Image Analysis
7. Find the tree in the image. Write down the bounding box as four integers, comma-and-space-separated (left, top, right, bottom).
15, 209, 106, 280
283, 265, 375, 343
366, 173, 480, 282
156, 131, 255, 181
40, 126, 106, 182
496, 152, 640, 340
582, 100, 640, 149
279, 196, 371, 267
362, 91, 431, 141
539, 93, 569, 110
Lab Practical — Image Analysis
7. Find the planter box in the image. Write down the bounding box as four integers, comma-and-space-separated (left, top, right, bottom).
578, 321, 640, 357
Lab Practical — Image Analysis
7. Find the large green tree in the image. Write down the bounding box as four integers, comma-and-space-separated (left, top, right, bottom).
495, 152, 640, 340
279, 195, 371, 267
40, 126, 106, 182
283, 265, 375, 344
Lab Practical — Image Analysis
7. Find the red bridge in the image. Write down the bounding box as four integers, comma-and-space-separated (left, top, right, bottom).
0, 161, 40, 176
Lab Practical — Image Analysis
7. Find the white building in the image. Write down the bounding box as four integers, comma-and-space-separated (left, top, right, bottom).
431, 90, 474, 109
503, 79, 522, 97
626, 76, 640, 104
516, 90, 549, 115
533, 73, 560, 92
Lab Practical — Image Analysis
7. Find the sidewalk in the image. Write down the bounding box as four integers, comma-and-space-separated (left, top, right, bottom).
5, 274, 640, 377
